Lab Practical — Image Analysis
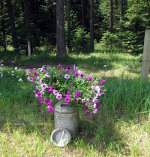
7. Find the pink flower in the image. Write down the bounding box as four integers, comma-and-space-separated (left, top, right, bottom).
70, 84, 73, 87
53, 90, 59, 96
53, 83, 56, 88
67, 91, 71, 97
27, 76, 30, 81
32, 78, 35, 83
75, 71, 79, 77
73, 98, 77, 103
87, 76, 93, 82
48, 86, 53, 92
75, 90, 81, 97
81, 99, 85, 104
100, 79, 106, 85
26, 69, 31, 74
42, 83, 47, 90
65, 97, 70, 103
48, 106, 54, 112
56, 94, 62, 100
39, 98, 43, 104
48, 100, 53, 106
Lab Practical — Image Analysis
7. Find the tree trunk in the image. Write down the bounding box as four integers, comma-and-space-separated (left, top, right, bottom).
23, 0, 32, 56
90, 0, 94, 52
110, 0, 113, 33
120, 0, 124, 18
81, 0, 85, 27
6, 0, 18, 51
56, 0, 66, 57
66, 0, 71, 52
0, 0, 7, 51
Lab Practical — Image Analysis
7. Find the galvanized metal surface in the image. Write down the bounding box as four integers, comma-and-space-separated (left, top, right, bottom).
54, 101, 79, 136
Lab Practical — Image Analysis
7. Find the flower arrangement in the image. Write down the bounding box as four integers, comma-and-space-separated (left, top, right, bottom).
26, 64, 106, 115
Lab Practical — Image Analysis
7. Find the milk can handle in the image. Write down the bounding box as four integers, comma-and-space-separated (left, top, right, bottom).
60, 103, 69, 107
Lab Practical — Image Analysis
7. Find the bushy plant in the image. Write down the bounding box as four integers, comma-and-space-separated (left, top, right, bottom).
26, 64, 106, 115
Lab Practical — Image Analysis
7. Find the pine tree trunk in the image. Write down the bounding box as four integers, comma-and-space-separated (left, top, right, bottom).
0, 0, 7, 51
56, 0, 66, 57
81, 0, 85, 27
90, 0, 94, 52
6, 0, 18, 51
121, 0, 124, 18
23, 0, 32, 56
110, 0, 113, 33
66, 0, 71, 52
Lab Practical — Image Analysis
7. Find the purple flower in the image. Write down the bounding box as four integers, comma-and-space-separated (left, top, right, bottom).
53, 90, 59, 96
58, 64, 62, 68
92, 97, 99, 104
48, 86, 53, 92
73, 98, 77, 103
64, 74, 70, 79
48, 100, 53, 106
65, 97, 70, 103
37, 91, 41, 97
83, 106, 88, 111
75, 90, 81, 97
86, 111, 91, 115
39, 98, 43, 104
67, 65, 71, 70
87, 76, 93, 82
48, 106, 54, 112
45, 98, 49, 104
26, 69, 31, 74
75, 71, 79, 77
33, 71, 38, 77
100, 79, 106, 85
81, 73, 84, 78
56, 94, 62, 100
46, 73, 50, 78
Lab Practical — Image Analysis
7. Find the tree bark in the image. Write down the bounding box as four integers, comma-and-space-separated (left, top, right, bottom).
23, 0, 32, 56
90, 0, 94, 52
0, 0, 7, 51
66, 0, 71, 52
120, 0, 124, 18
110, 0, 113, 33
6, 0, 18, 51
56, 0, 66, 57
81, 0, 85, 27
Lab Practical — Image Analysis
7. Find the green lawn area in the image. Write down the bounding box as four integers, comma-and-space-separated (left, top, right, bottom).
0, 52, 150, 156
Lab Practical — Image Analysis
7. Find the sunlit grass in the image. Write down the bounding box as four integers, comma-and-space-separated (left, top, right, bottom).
0, 51, 150, 156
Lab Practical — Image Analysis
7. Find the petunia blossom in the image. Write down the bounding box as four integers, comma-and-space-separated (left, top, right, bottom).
100, 79, 106, 85
48, 106, 54, 112
87, 76, 93, 82
65, 97, 70, 103
75, 90, 81, 97
56, 94, 62, 100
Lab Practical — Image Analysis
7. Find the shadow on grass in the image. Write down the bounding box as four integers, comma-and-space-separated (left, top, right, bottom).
0, 51, 140, 73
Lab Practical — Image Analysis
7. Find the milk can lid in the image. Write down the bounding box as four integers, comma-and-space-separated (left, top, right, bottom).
50, 128, 71, 147
55, 101, 76, 113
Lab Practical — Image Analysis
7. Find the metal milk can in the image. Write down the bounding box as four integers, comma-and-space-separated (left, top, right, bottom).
54, 101, 79, 136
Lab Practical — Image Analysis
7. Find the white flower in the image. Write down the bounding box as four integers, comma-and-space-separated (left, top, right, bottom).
64, 74, 70, 79
18, 78, 23, 82
15, 67, 17, 70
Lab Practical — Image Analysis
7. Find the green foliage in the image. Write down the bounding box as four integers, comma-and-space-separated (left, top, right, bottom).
71, 26, 90, 52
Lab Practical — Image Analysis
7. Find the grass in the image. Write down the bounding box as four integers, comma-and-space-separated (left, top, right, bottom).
0, 52, 150, 156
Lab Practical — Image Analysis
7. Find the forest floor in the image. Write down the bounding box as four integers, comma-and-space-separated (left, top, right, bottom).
0, 52, 150, 157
